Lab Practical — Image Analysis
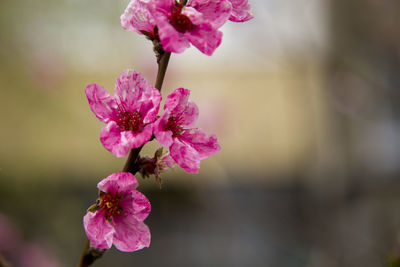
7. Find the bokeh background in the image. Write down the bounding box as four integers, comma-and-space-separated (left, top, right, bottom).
1, 0, 400, 266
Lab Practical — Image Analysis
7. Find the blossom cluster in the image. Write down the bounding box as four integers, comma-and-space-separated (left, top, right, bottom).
85, 70, 220, 173
82, 0, 252, 256
121, 0, 253, 55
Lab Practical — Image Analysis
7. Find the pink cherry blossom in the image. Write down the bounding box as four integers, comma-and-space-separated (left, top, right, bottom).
226, 0, 253, 22
153, 88, 220, 173
85, 70, 161, 157
120, 0, 156, 37
121, 0, 232, 55
83, 172, 151, 252
149, 0, 232, 55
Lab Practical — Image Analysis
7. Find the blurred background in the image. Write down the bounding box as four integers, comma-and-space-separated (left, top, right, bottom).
1, 0, 400, 266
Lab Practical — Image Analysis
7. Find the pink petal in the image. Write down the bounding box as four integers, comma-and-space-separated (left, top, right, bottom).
164, 88, 190, 112
121, 0, 156, 34
181, 101, 199, 127
186, 24, 222, 56
113, 216, 151, 252
227, 0, 253, 22
157, 15, 191, 54
170, 139, 201, 173
148, 0, 174, 13
181, 6, 205, 25
85, 84, 117, 123
188, 0, 232, 28
127, 190, 151, 222
162, 153, 175, 168
97, 172, 139, 193
180, 129, 220, 159
163, 88, 198, 126
100, 121, 131, 158
83, 212, 115, 250
114, 70, 161, 123
121, 124, 153, 149
153, 112, 174, 148
139, 86, 161, 124
114, 70, 156, 113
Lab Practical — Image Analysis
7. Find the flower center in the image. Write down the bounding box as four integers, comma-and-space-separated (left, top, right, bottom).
165, 116, 184, 137
169, 5, 193, 33
99, 192, 124, 222
116, 108, 144, 132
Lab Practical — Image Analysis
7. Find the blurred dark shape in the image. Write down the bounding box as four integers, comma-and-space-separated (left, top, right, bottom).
388, 250, 400, 267
0, 212, 60, 267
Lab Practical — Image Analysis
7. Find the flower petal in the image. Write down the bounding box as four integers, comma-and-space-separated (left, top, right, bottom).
181, 6, 205, 25
157, 15, 191, 54
180, 129, 220, 159
148, 0, 174, 13
170, 139, 201, 173
164, 88, 190, 113
114, 70, 157, 114
85, 84, 117, 123
83, 212, 115, 250
153, 112, 174, 148
139, 86, 161, 124
121, 0, 156, 34
162, 153, 174, 168
186, 23, 222, 56
100, 121, 130, 158
188, 0, 232, 28
147, 0, 191, 53
97, 172, 139, 193
163, 88, 198, 126
126, 190, 151, 222
113, 216, 151, 252
121, 124, 153, 149
227, 0, 253, 22
181, 101, 199, 127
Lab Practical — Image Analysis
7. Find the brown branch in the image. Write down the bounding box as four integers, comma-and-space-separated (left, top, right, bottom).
155, 52, 171, 91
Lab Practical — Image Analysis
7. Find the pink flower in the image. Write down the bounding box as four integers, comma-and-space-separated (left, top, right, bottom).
226, 0, 253, 22
121, 0, 232, 55
83, 172, 151, 252
148, 0, 232, 55
121, 0, 156, 37
85, 70, 161, 157
153, 88, 220, 173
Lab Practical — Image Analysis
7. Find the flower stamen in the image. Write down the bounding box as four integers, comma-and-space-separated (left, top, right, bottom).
115, 101, 144, 132
169, 5, 193, 33
165, 116, 184, 137
99, 192, 125, 222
